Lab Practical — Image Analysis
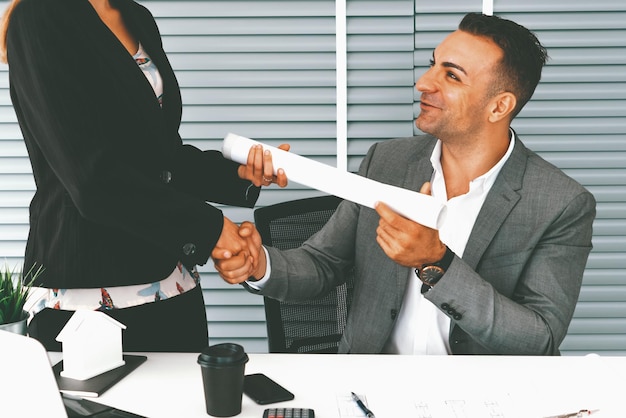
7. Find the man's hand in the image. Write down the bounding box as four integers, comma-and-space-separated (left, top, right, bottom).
237, 144, 290, 187
374, 182, 446, 267
213, 221, 268, 284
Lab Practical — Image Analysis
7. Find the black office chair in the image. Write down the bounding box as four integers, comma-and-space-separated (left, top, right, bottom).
254, 194, 354, 353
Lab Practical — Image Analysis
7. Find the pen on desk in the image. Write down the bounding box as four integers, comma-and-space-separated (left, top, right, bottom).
351, 392, 375, 418
543, 409, 600, 418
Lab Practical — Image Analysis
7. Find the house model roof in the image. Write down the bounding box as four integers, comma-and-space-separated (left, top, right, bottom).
56, 310, 126, 342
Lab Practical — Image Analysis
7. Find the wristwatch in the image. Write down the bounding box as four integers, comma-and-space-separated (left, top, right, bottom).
416, 245, 454, 289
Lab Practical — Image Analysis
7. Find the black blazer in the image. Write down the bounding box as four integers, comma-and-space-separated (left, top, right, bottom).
7, 0, 258, 288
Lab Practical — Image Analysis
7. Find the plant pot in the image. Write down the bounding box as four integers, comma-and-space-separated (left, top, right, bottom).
0, 310, 28, 335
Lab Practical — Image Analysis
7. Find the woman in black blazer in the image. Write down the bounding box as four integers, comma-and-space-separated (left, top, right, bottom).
0, 0, 285, 351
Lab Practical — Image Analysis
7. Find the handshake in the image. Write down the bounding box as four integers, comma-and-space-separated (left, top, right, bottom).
210, 143, 290, 284
211, 219, 266, 284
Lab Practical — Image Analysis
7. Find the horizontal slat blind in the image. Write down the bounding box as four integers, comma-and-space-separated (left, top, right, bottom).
415, 0, 626, 355
0, 0, 29, 270
144, 0, 339, 352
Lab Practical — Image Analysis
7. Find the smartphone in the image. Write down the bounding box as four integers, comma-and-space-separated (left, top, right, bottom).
243, 373, 295, 405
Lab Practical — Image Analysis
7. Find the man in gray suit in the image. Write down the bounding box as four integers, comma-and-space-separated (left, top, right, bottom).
214, 13, 596, 355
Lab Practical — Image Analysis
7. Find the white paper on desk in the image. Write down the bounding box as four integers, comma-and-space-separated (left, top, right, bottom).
336, 392, 521, 418
336, 393, 373, 418
222, 133, 446, 230
413, 395, 521, 418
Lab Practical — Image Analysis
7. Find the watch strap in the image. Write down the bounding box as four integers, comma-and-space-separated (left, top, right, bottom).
431, 245, 454, 271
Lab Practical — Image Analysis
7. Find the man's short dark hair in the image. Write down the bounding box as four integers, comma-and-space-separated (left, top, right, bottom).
459, 12, 548, 118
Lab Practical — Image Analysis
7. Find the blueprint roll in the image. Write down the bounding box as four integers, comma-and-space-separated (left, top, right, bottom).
222, 133, 447, 230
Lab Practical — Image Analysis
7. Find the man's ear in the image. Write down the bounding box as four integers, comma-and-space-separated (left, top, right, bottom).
488, 92, 517, 123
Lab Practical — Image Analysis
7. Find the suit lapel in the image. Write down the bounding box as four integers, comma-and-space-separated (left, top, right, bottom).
403, 142, 437, 193
462, 138, 528, 269
111, 0, 182, 155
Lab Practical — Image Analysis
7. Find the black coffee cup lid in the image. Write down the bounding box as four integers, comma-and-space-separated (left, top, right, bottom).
198, 343, 249, 367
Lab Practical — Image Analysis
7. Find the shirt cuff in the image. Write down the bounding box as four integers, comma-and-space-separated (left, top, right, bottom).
245, 246, 272, 290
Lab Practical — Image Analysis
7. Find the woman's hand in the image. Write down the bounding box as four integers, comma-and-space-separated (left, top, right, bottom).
237, 144, 290, 187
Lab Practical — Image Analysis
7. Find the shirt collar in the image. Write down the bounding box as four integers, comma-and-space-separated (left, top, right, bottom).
430, 129, 516, 196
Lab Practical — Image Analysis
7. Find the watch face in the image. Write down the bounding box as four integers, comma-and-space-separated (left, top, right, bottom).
419, 265, 446, 286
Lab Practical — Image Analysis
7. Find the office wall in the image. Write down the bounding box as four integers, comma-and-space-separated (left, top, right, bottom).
498, 0, 626, 355
0, 0, 624, 354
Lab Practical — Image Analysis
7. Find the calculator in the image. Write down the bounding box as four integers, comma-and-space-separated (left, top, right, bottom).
262, 408, 315, 418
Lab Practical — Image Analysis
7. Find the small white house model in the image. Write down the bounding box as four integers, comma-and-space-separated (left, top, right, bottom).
56, 310, 126, 380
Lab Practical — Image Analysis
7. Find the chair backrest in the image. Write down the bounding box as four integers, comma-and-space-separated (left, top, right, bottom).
254, 195, 354, 353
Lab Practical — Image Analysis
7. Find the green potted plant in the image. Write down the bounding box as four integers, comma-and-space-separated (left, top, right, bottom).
0, 263, 43, 335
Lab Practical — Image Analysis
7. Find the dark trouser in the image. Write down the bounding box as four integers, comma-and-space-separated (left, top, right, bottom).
28, 285, 209, 352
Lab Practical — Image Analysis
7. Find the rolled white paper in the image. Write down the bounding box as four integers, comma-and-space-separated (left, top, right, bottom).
223, 133, 446, 230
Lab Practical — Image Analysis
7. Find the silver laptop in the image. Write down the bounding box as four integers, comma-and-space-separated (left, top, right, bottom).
0, 331, 142, 417
1, 330, 67, 417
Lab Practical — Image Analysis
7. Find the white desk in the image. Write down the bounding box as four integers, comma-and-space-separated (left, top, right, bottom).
51, 353, 625, 418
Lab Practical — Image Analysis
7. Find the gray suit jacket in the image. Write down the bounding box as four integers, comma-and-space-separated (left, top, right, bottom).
255, 134, 596, 355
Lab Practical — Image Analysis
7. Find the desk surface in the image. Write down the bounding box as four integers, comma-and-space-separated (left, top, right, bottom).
50, 353, 625, 418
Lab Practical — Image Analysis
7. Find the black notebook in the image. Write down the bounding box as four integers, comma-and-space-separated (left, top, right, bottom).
62, 394, 146, 418
53, 354, 147, 398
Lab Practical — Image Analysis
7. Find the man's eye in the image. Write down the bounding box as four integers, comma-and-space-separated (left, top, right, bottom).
429, 59, 435, 67
447, 72, 458, 80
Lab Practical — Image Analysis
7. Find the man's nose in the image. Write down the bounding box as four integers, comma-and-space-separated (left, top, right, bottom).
415, 68, 434, 93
